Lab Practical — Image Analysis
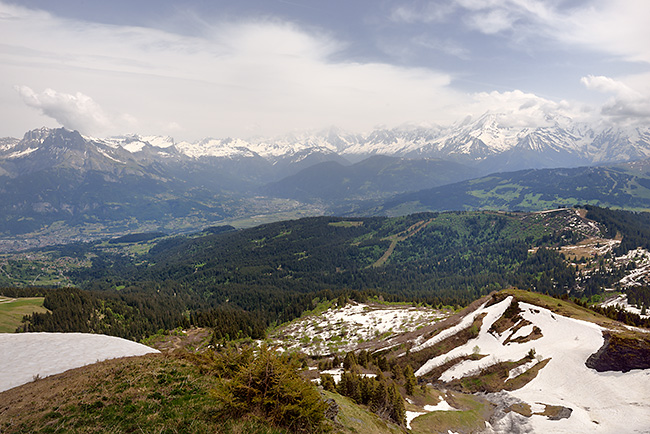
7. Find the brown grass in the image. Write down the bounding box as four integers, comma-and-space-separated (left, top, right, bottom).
445, 355, 547, 394
144, 327, 213, 353
504, 358, 550, 391
535, 403, 573, 420
506, 402, 532, 417
489, 313, 522, 335
503, 321, 543, 345
418, 354, 486, 383
498, 288, 638, 335
0, 351, 300, 434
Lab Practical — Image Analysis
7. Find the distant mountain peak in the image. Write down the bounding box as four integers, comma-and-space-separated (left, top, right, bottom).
22, 126, 79, 142
4, 115, 650, 173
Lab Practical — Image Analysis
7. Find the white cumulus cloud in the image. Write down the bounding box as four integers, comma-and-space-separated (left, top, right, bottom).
466, 89, 586, 128
581, 75, 650, 125
14, 86, 114, 135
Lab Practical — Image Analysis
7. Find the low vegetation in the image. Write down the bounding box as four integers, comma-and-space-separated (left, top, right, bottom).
0, 347, 332, 434
409, 391, 494, 434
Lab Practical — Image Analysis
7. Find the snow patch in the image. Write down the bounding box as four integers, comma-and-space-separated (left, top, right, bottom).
142, 135, 175, 148
272, 302, 447, 355
602, 294, 649, 318
6, 147, 38, 158
413, 297, 650, 433
405, 411, 425, 429
423, 398, 459, 412
412, 301, 490, 354
97, 148, 125, 164
506, 359, 538, 381
0, 333, 159, 392
415, 297, 513, 377
122, 141, 147, 153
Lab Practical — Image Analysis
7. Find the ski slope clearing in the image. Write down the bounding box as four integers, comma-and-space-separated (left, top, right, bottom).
0, 333, 158, 392
270, 301, 449, 355
411, 295, 650, 433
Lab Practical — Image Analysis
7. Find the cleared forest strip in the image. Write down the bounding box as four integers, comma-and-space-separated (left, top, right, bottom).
371, 219, 432, 268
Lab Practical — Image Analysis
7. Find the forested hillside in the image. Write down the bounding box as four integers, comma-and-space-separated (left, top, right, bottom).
6, 207, 643, 341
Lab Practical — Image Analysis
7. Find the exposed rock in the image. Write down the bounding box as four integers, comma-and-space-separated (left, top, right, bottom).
586, 331, 650, 372
323, 397, 339, 421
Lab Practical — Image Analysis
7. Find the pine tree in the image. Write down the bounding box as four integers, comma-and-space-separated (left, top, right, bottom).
403, 365, 417, 396
388, 383, 406, 425
358, 350, 369, 368
343, 352, 357, 371
320, 373, 336, 392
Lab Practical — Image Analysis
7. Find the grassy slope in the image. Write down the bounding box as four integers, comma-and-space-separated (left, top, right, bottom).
1, 288, 646, 433
378, 165, 650, 214
0, 297, 48, 333
322, 391, 406, 434
0, 353, 290, 434
409, 391, 494, 434
0, 350, 405, 434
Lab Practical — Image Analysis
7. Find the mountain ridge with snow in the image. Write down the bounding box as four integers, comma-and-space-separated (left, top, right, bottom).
3, 113, 650, 171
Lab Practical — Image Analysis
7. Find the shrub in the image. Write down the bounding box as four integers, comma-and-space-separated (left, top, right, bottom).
212, 345, 328, 433
320, 373, 336, 392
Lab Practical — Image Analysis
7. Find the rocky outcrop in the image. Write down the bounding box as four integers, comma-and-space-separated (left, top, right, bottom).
586, 331, 650, 372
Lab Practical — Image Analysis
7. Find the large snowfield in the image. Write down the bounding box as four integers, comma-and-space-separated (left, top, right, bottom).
413, 297, 650, 433
0, 332, 158, 393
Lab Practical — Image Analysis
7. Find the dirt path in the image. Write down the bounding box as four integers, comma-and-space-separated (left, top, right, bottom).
371, 219, 432, 268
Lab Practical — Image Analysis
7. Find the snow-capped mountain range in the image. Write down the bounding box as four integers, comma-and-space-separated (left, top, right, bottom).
2, 113, 650, 174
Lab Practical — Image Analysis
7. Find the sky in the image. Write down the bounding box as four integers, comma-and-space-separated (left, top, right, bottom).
1, 0, 649, 141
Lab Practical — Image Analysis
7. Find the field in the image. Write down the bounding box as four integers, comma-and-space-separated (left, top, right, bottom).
0, 296, 48, 333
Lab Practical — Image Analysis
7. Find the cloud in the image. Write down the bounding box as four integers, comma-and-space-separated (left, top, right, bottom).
14, 86, 115, 134
390, 1, 456, 23
464, 8, 515, 34
581, 75, 650, 125
412, 35, 470, 59
558, 0, 650, 64
465, 89, 586, 128
460, 0, 650, 65
390, 0, 551, 35
580, 75, 637, 97
0, 2, 465, 140
392, 0, 650, 66
2, 1, 648, 141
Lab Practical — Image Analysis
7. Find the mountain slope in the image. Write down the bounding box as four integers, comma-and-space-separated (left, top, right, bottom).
15, 208, 599, 341
374, 161, 650, 215
4, 116, 650, 178
268, 289, 650, 433
0, 128, 294, 244
262, 155, 478, 204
